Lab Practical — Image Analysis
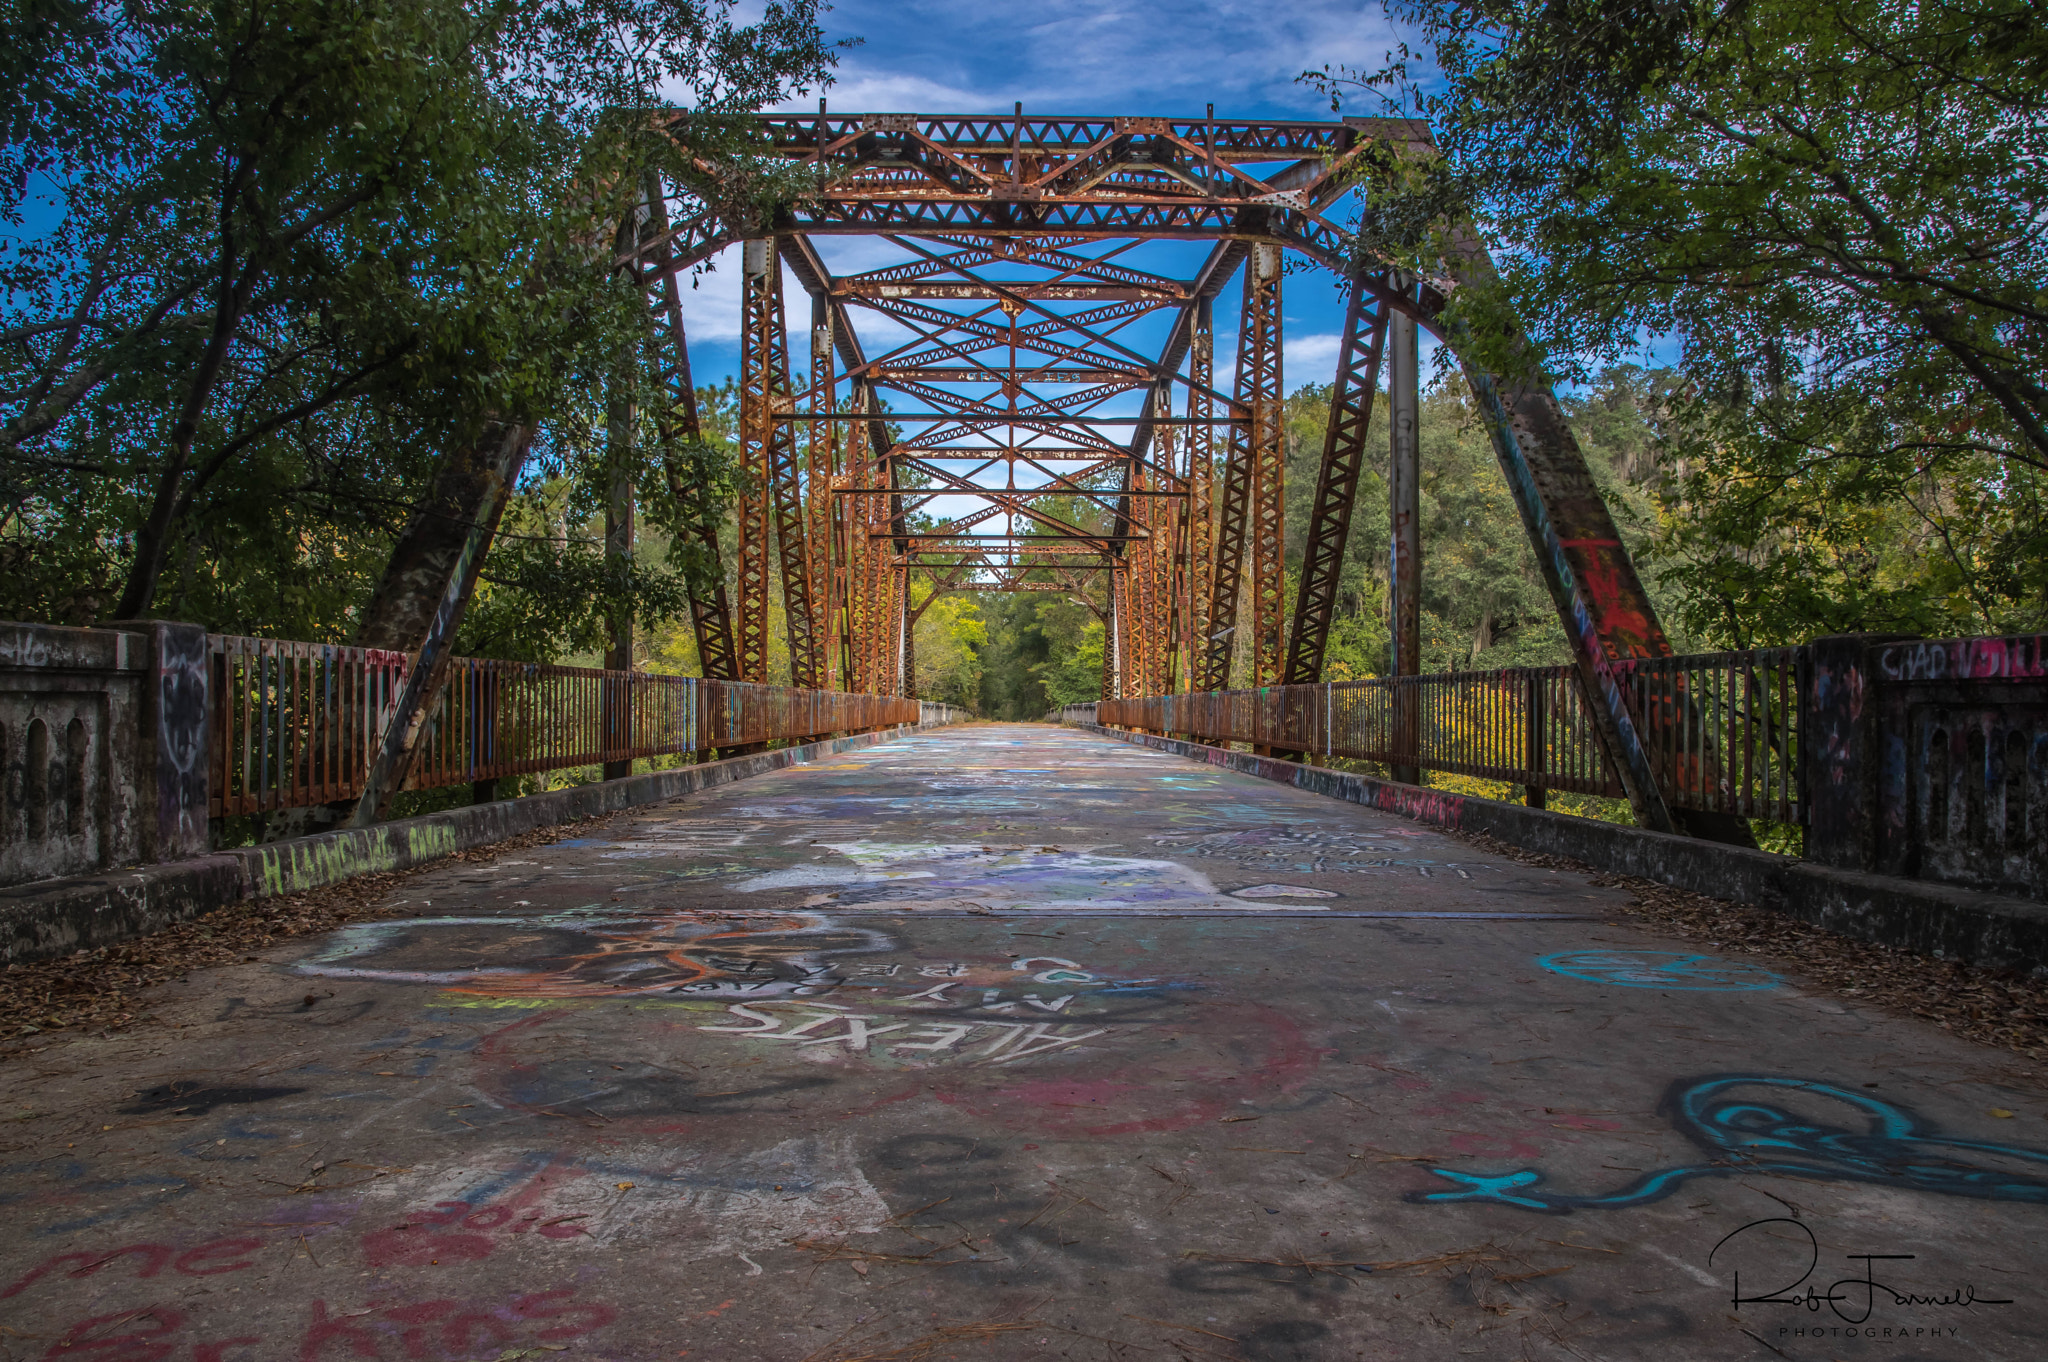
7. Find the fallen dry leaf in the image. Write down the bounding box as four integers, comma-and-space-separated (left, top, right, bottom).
1454, 829, 2048, 1070
0, 815, 620, 1054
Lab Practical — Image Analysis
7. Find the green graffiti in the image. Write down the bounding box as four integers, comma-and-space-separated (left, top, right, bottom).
251, 822, 458, 897
407, 822, 457, 862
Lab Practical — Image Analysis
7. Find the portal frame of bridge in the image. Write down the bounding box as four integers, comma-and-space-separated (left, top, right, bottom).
613, 109, 1688, 834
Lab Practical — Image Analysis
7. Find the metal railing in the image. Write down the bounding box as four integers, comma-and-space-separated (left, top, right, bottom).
209, 635, 923, 818
1611, 649, 1802, 822
1094, 649, 1805, 822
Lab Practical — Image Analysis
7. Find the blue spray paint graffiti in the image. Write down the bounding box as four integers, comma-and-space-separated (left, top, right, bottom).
1536, 950, 1782, 991
1410, 1075, 2048, 1214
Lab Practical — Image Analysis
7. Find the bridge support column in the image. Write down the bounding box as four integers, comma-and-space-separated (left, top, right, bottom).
1182, 299, 1215, 694
638, 171, 737, 682
1247, 244, 1286, 696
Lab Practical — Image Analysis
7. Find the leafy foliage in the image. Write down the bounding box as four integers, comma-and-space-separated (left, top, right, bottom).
1306, 0, 2047, 639
1, 0, 834, 646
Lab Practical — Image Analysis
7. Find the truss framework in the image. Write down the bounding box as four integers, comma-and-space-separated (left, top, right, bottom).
623, 110, 1697, 833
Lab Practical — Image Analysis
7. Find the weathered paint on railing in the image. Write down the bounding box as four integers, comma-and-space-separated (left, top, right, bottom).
1099, 669, 1626, 803
1099, 653, 1802, 822
209, 635, 923, 817
1609, 648, 1803, 823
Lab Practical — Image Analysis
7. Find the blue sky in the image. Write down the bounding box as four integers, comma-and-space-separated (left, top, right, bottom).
679, 0, 1419, 392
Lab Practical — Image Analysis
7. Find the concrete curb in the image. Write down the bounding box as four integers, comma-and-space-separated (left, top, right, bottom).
0, 722, 955, 965
1075, 723, 2048, 976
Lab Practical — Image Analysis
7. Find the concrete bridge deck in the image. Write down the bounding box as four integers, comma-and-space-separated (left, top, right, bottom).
2, 724, 2041, 1361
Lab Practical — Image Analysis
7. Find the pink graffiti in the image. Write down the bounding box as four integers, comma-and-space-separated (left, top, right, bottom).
1372, 784, 1464, 829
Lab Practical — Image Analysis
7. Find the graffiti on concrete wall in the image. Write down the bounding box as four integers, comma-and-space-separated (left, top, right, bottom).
1409, 1075, 2048, 1214
1876, 635, 2047, 683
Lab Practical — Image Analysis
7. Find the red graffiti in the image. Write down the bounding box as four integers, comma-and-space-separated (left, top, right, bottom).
4, 1239, 263, 1301
1557, 538, 1661, 656
361, 1188, 593, 1269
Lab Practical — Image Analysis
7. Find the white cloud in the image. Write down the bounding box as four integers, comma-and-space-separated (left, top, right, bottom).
671, 244, 744, 342
776, 70, 991, 114
1283, 332, 1344, 383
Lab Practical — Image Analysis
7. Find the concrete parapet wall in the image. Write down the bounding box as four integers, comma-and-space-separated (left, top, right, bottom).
1081, 723, 2048, 976
0, 720, 955, 965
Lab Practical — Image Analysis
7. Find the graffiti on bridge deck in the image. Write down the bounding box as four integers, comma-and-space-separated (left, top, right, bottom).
1409, 1075, 2048, 1213
733, 840, 1255, 912
3, 1236, 615, 1356
680, 948, 1197, 1070
1536, 950, 1784, 991
1145, 825, 1491, 879
295, 909, 895, 999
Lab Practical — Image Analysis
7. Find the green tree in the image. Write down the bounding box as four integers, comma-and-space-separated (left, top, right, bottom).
911, 592, 987, 710
1, 0, 833, 640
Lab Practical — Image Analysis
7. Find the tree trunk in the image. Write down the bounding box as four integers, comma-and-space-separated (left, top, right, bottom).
333, 417, 532, 825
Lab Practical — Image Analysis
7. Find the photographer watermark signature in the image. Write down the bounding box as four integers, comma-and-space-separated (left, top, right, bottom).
1711, 1218, 2012, 1325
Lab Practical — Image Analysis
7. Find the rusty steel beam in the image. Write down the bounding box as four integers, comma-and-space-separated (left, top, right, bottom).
1199, 254, 1280, 691
1181, 296, 1215, 695
639, 174, 738, 681
807, 294, 838, 691
1283, 282, 1388, 686
626, 110, 1720, 843
735, 241, 780, 682
839, 282, 1176, 301
1246, 245, 1286, 690
1142, 384, 1177, 697
642, 112, 1396, 274
867, 367, 1150, 385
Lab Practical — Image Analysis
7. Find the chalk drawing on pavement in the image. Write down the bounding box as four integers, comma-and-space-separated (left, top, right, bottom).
1409, 1075, 2048, 1213
1536, 950, 1782, 991
734, 841, 1264, 913
684, 947, 1201, 1070
353, 1135, 890, 1269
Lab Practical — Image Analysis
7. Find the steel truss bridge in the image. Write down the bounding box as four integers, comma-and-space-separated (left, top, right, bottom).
610, 110, 1695, 834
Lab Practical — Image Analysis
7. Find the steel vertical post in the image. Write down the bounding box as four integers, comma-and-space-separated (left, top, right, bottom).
1388, 299, 1422, 784
750, 238, 821, 688
808, 297, 838, 690
1283, 283, 1387, 686
635, 173, 737, 681
1184, 300, 1214, 692
1200, 261, 1273, 693
1247, 243, 1286, 692
736, 240, 775, 683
